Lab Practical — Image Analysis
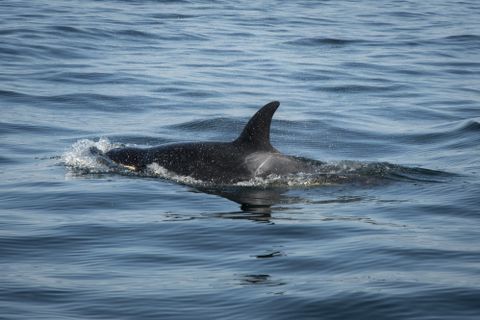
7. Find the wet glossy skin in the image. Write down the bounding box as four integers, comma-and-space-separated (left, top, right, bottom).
106, 141, 313, 184
105, 101, 315, 184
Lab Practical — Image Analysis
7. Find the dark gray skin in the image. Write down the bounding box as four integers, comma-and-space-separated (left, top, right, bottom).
106, 101, 315, 184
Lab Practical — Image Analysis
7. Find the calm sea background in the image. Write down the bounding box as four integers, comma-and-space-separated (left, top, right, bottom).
1, 0, 479, 319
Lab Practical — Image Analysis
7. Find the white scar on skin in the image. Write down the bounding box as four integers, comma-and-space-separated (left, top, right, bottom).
255, 155, 273, 175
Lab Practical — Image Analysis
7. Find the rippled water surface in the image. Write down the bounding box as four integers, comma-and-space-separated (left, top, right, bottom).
1, 0, 480, 319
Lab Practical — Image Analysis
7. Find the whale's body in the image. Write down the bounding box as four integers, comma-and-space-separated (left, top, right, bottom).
105, 101, 315, 184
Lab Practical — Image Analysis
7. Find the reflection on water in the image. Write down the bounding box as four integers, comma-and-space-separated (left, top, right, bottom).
213, 211, 273, 222
196, 186, 286, 213
239, 274, 286, 288
255, 251, 285, 259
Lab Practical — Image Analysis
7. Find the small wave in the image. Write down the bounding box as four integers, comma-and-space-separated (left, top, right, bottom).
406, 34, 480, 51
167, 118, 238, 133
29, 43, 92, 60
400, 119, 480, 146
286, 37, 361, 47
41, 71, 118, 84
113, 0, 190, 3
0, 89, 30, 100
0, 27, 37, 36
111, 28, 208, 42
46, 93, 122, 104
0, 90, 128, 110
0, 121, 74, 135
150, 13, 195, 20
116, 29, 158, 39
47, 25, 149, 43
4, 92, 146, 112
388, 11, 428, 18
50, 25, 86, 35
0, 46, 23, 58
0, 156, 15, 165
443, 34, 480, 42
314, 84, 407, 94
459, 119, 480, 132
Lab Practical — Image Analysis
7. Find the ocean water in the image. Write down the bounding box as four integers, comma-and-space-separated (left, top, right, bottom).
1, 0, 480, 319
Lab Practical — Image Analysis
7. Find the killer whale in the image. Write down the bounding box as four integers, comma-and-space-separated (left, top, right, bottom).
105, 101, 317, 184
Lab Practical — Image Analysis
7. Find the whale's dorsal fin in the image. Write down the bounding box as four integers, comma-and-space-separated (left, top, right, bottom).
234, 101, 280, 151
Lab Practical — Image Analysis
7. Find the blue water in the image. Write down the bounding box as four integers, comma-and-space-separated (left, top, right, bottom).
1, 0, 480, 319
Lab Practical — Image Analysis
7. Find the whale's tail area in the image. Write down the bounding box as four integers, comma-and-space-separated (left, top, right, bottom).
233, 101, 280, 152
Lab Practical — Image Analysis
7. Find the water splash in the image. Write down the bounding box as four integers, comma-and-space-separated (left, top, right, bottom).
62, 139, 448, 187
62, 138, 119, 173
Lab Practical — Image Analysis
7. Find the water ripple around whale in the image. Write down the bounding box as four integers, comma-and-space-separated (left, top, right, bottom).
2, 1, 479, 319
62, 138, 451, 190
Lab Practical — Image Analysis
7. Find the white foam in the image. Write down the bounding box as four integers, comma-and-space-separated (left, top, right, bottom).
146, 163, 324, 187
235, 172, 329, 187
146, 162, 204, 185
62, 138, 118, 173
